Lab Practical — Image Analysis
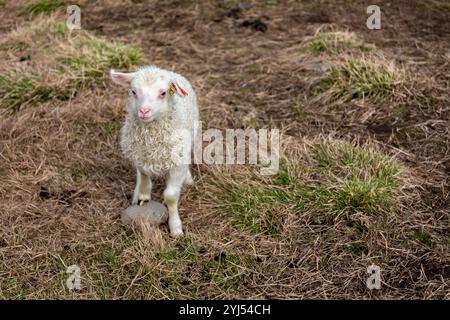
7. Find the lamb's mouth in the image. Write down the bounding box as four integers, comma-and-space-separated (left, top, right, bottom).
139, 116, 153, 122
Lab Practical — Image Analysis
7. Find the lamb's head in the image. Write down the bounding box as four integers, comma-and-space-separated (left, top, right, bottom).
110, 68, 188, 123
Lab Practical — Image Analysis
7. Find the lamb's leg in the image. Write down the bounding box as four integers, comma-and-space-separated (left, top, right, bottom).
132, 168, 152, 205
184, 167, 194, 185
164, 165, 188, 237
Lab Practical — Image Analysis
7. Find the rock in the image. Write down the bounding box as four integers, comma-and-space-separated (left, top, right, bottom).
121, 200, 168, 226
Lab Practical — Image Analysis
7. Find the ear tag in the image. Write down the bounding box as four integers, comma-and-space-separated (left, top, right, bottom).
169, 86, 176, 96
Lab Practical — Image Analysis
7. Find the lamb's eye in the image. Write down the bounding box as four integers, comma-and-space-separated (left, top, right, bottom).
160, 91, 167, 97
131, 89, 137, 96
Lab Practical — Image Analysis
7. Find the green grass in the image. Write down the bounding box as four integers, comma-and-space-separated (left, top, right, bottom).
306, 31, 358, 55
60, 34, 144, 77
54, 231, 148, 298
217, 140, 403, 234
0, 20, 144, 113
427, 0, 450, 11
56, 34, 144, 91
155, 236, 248, 295
0, 72, 70, 112
23, 0, 65, 15
0, 73, 37, 112
414, 231, 433, 246
49, 234, 249, 299
49, 21, 69, 34
225, 187, 292, 236
347, 242, 367, 255
305, 141, 401, 217
312, 56, 403, 101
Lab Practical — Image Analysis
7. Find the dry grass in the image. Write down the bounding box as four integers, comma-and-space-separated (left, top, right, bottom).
304, 30, 361, 55
202, 138, 405, 236
0, 0, 448, 299
0, 16, 144, 113
311, 54, 406, 102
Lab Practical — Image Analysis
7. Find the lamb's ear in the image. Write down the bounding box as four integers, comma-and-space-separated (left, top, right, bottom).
169, 80, 188, 97
110, 69, 136, 88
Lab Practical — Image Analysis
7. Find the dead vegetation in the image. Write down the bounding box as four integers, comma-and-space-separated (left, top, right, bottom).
0, 0, 448, 299
311, 54, 406, 102
304, 30, 362, 55
0, 16, 144, 113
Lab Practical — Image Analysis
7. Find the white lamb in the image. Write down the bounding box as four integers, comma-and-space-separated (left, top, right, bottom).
110, 65, 199, 237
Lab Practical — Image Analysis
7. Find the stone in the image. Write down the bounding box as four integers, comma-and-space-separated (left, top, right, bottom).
121, 200, 168, 225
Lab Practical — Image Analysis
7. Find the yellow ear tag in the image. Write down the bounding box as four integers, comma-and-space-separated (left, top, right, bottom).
169, 86, 175, 96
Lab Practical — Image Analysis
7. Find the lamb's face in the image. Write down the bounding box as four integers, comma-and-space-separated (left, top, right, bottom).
110, 69, 188, 123
129, 74, 172, 122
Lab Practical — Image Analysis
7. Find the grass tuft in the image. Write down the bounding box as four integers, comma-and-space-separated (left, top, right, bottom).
60, 34, 144, 77
209, 139, 403, 235
225, 187, 291, 235
23, 0, 65, 15
312, 56, 404, 101
303, 140, 402, 217
0, 72, 69, 112
305, 31, 359, 55
414, 231, 433, 246
0, 18, 144, 113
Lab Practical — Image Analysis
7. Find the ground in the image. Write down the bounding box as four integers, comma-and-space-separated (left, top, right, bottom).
0, 0, 448, 299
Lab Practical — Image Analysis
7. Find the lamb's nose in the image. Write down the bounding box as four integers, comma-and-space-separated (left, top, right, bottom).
139, 107, 152, 115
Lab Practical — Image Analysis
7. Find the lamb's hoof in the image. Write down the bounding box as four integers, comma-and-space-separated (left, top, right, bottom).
170, 229, 184, 238
169, 220, 184, 238
184, 176, 194, 186
137, 199, 150, 206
